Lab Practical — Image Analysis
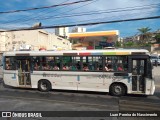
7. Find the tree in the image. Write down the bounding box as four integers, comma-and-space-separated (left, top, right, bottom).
115, 41, 121, 47
138, 27, 151, 44
123, 41, 134, 47
155, 34, 160, 43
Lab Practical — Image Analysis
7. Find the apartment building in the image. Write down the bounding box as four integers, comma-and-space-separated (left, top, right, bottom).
0, 30, 71, 52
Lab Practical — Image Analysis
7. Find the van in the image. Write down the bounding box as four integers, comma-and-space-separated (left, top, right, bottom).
150, 54, 160, 65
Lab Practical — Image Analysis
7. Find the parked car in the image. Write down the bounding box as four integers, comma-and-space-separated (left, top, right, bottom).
150, 54, 160, 66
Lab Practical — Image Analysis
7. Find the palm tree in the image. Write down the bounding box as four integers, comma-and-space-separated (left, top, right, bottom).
138, 27, 151, 44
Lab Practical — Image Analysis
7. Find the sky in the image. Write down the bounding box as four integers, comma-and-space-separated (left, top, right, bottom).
0, 0, 160, 37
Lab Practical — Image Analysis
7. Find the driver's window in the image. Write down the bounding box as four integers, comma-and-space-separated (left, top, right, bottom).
132, 60, 138, 75
139, 60, 144, 75
132, 59, 144, 75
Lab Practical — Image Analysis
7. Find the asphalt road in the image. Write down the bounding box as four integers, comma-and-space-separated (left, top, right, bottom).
0, 66, 160, 120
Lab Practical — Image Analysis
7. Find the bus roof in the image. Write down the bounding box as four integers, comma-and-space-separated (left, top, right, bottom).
3, 49, 149, 56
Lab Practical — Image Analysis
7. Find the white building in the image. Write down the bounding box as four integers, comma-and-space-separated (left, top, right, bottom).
0, 29, 71, 52
72, 27, 86, 33
55, 27, 69, 38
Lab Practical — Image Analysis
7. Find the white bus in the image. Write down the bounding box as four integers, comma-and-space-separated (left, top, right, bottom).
2, 49, 155, 96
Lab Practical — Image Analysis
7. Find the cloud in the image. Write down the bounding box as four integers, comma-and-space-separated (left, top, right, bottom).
40, 0, 159, 27
0, 0, 160, 37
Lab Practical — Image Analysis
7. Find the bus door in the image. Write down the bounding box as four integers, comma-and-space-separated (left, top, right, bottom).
130, 56, 147, 93
17, 58, 31, 87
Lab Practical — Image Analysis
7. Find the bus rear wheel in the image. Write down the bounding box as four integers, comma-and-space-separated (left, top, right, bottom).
38, 80, 51, 92
110, 83, 126, 96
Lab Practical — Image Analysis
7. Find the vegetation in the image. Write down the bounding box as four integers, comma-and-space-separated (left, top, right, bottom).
115, 41, 121, 47
155, 34, 160, 43
123, 41, 134, 47
117, 28, 160, 49
137, 27, 152, 44
122, 41, 150, 47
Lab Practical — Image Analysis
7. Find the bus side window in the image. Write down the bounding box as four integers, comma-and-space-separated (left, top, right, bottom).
53, 65, 60, 70
98, 65, 103, 70
117, 63, 124, 71
70, 64, 77, 71
42, 64, 50, 70
62, 64, 69, 70
33, 57, 40, 71
76, 61, 80, 70
83, 63, 89, 71
6, 62, 10, 70
88, 63, 94, 70
104, 56, 128, 72
34, 63, 39, 70
5, 57, 16, 70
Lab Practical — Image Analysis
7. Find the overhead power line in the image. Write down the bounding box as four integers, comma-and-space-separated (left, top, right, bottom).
0, 0, 92, 14
0, 10, 152, 30
1, 0, 99, 25
53, 10, 154, 26
21, 5, 159, 21
1, 1, 159, 25
0, 0, 71, 26
36, 4, 160, 22
1, 15, 160, 32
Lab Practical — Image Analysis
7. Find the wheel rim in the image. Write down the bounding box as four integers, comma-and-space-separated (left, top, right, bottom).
41, 82, 47, 90
114, 85, 122, 95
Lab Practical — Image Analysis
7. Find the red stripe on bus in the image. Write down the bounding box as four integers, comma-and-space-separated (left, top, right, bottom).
79, 53, 91, 56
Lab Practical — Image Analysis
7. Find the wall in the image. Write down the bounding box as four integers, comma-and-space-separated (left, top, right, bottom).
0, 30, 71, 52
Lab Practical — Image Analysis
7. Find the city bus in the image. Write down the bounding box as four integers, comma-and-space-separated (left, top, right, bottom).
2, 49, 155, 96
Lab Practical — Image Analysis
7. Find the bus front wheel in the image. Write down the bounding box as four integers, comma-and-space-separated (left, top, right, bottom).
38, 80, 51, 92
110, 83, 126, 96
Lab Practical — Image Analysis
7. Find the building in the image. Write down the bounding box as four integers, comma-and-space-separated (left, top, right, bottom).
122, 35, 140, 43
68, 30, 119, 50
55, 27, 69, 38
72, 27, 86, 33
0, 30, 71, 52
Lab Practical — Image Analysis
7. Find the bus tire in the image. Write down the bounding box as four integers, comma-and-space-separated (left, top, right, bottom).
38, 80, 51, 92
110, 83, 126, 96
